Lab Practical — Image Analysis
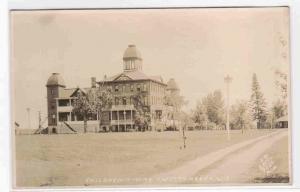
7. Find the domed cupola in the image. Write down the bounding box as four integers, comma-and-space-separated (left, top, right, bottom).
167, 78, 179, 93
46, 73, 66, 88
123, 44, 143, 72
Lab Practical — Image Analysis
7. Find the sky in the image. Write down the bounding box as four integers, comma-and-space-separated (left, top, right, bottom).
11, 7, 290, 129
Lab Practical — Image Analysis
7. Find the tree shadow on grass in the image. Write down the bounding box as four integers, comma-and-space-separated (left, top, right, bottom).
253, 174, 289, 183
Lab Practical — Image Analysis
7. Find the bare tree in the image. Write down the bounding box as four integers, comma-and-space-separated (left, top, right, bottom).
72, 90, 93, 133
192, 100, 208, 130
164, 91, 186, 130
131, 90, 150, 131
230, 100, 252, 133
88, 86, 113, 132
202, 90, 225, 129
275, 69, 288, 114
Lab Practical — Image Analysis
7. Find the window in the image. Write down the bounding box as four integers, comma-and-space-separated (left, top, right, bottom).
130, 84, 134, 92
122, 97, 127, 105
137, 84, 141, 92
58, 99, 70, 106
143, 84, 147, 91
115, 97, 119, 105
115, 85, 119, 92
50, 89, 54, 95
76, 114, 84, 121
156, 110, 162, 119
58, 112, 69, 122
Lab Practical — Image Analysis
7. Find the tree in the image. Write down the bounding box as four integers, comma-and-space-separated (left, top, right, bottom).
202, 90, 225, 129
230, 100, 253, 133
249, 73, 268, 129
72, 90, 94, 133
192, 101, 208, 130
131, 91, 150, 131
88, 85, 113, 132
271, 99, 286, 120
274, 69, 288, 115
275, 70, 288, 100
164, 90, 187, 130
180, 112, 191, 149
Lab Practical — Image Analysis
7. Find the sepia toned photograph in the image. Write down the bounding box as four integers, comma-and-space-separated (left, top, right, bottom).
11, 7, 291, 188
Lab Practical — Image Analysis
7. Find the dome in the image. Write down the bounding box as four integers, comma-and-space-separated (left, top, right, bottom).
167, 78, 179, 91
46, 73, 66, 87
123, 44, 142, 60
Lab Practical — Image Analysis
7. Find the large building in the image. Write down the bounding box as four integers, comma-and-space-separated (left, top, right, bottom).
46, 45, 180, 133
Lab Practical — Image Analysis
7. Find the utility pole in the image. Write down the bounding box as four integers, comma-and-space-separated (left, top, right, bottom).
182, 126, 186, 149
38, 111, 41, 134
224, 75, 232, 141
26, 108, 31, 129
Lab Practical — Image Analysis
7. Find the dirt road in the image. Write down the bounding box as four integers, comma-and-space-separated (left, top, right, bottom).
152, 130, 288, 185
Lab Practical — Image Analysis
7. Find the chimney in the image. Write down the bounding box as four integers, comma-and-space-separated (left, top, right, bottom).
91, 77, 96, 88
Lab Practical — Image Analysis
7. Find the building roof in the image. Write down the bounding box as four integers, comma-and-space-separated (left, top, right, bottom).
59, 87, 90, 98
123, 45, 142, 60
46, 73, 66, 87
166, 78, 179, 91
276, 115, 288, 122
103, 70, 165, 85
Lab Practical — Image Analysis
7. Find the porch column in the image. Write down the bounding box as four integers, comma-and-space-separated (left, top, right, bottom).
117, 110, 119, 132
56, 99, 59, 126
69, 98, 72, 121
131, 110, 133, 130
124, 110, 126, 132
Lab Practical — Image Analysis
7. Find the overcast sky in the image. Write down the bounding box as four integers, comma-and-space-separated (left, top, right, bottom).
11, 8, 289, 129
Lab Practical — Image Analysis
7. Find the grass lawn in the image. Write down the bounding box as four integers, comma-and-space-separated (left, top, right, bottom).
15, 129, 279, 187
250, 135, 290, 183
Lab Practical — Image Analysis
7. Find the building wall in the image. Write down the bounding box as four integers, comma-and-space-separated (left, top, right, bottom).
47, 85, 60, 126
47, 78, 173, 132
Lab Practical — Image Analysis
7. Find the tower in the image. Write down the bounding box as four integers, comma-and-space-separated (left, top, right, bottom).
166, 78, 180, 95
46, 73, 66, 127
123, 44, 143, 72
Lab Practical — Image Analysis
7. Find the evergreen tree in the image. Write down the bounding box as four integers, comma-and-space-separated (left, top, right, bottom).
249, 73, 268, 129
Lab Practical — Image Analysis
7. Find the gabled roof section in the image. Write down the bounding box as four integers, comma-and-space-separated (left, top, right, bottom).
70, 88, 88, 97
103, 70, 165, 85
113, 73, 133, 81
59, 87, 91, 98
59, 88, 76, 98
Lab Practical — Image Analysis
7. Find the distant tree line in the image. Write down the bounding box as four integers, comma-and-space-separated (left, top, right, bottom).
192, 71, 288, 131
